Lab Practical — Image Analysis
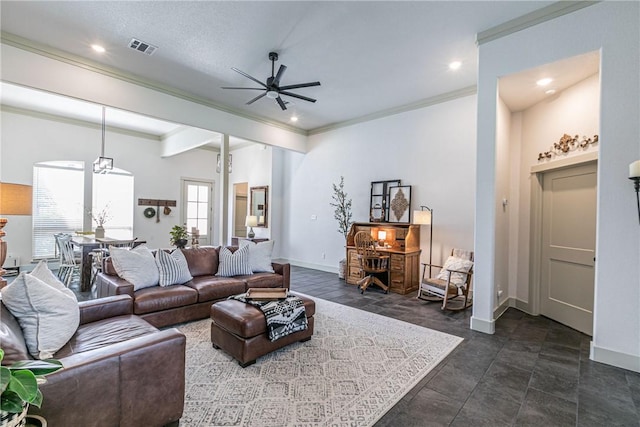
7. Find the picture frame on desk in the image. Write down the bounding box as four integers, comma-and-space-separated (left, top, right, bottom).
388, 185, 412, 223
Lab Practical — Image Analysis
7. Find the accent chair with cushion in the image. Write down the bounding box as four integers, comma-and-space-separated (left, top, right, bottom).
417, 248, 474, 311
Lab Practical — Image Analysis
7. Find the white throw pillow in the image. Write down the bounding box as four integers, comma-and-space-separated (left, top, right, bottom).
30, 260, 76, 298
240, 240, 275, 273
216, 245, 253, 277
109, 245, 159, 291
2, 264, 79, 360
436, 256, 474, 286
155, 249, 193, 287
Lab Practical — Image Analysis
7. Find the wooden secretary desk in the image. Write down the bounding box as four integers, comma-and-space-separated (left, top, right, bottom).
345, 222, 421, 295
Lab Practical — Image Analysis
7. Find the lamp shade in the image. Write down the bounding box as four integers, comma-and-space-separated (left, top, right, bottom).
245, 215, 258, 227
413, 209, 431, 225
378, 230, 387, 241
0, 183, 33, 215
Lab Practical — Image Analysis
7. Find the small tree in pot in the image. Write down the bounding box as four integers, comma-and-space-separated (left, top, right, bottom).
169, 225, 189, 249
330, 176, 353, 279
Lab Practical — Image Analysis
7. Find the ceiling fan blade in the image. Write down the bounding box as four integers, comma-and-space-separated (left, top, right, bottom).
247, 92, 267, 105
280, 91, 317, 103
279, 81, 321, 91
221, 87, 265, 90
276, 96, 287, 110
231, 68, 267, 88
273, 65, 287, 86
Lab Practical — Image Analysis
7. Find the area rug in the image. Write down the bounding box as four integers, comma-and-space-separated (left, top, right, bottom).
178, 296, 463, 427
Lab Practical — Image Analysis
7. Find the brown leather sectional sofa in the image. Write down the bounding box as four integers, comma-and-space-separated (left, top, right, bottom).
0, 295, 186, 427
96, 246, 291, 328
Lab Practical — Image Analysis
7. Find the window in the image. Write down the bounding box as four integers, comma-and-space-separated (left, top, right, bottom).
32, 161, 84, 259
92, 168, 134, 239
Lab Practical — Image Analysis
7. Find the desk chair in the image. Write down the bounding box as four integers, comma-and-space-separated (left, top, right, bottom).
354, 231, 389, 294
417, 248, 474, 311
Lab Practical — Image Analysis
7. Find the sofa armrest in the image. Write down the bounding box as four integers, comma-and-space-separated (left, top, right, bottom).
78, 295, 133, 325
33, 328, 186, 427
272, 262, 290, 290
96, 272, 135, 298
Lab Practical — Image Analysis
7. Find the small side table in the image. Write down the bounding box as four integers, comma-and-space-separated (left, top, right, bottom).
231, 237, 269, 246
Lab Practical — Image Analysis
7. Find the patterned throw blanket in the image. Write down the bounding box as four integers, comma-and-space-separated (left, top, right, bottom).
229, 294, 308, 342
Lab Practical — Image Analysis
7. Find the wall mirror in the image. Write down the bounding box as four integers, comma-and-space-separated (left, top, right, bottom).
250, 186, 268, 227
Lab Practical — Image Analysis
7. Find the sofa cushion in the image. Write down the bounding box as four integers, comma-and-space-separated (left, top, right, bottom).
156, 249, 192, 287
240, 240, 275, 273
0, 303, 31, 363
110, 245, 159, 290
181, 246, 219, 277
54, 315, 158, 358
2, 265, 79, 359
133, 285, 198, 315
241, 272, 284, 289
185, 276, 246, 302
216, 245, 252, 277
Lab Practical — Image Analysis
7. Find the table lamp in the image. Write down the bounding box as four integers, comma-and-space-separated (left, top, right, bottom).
0, 182, 33, 287
245, 215, 258, 238
377, 230, 387, 247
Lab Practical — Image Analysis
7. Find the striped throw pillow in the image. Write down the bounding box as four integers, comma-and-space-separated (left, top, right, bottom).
155, 249, 193, 287
216, 245, 253, 277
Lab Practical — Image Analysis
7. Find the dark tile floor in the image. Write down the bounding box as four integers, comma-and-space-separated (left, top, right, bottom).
288, 266, 640, 427
56, 265, 640, 426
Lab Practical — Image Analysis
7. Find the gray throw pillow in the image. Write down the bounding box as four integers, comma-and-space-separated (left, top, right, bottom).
155, 249, 193, 286
216, 245, 253, 277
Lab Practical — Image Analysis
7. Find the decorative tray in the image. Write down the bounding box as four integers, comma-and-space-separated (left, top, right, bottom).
246, 288, 288, 301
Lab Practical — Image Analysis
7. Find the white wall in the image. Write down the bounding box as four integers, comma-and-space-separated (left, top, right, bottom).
476, 2, 639, 371
280, 95, 477, 272
1, 108, 217, 264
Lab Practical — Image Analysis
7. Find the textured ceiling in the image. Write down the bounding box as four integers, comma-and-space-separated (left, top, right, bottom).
0, 1, 561, 132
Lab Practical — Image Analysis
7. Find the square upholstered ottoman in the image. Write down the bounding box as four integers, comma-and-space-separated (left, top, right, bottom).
210, 292, 315, 367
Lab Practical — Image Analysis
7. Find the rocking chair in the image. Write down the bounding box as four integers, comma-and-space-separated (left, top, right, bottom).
417, 248, 474, 311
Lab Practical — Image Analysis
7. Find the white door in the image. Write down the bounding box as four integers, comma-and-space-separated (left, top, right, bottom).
540, 162, 597, 335
182, 179, 213, 246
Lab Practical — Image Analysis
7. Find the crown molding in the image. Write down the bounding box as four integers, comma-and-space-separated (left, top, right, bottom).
307, 85, 477, 136
0, 32, 307, 136
476, 1, 599, 45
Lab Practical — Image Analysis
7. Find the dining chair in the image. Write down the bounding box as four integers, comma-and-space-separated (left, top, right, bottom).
53, 233, 79, 287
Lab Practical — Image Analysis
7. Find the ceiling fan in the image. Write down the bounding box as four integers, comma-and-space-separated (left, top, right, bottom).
222, 52, 320, 111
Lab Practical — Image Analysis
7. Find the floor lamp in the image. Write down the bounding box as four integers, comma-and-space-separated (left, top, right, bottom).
0, 182, 33, 287
413, 205, 433, 276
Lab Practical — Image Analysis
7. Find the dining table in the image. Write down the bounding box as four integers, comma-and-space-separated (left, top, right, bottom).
70, 236, 145, 292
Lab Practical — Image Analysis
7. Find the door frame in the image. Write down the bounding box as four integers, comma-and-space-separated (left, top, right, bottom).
528, 151, 598, 317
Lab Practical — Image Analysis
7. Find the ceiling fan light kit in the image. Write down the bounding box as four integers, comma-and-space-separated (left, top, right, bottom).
222, 52, 320, 111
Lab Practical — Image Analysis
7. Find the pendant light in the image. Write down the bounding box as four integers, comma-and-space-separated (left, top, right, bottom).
93, 106, 113, 173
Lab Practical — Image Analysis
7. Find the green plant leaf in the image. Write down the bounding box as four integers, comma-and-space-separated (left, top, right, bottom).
1, 390, 26, 413
7, 370, 38, 403
9, 359, 63, 376
0, 366, 10, 394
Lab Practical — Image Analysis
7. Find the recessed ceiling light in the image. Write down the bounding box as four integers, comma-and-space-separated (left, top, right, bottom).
545, 89, 556, 95
91, 44, 106, 53
449, 61, 462, 70
290, 115, 298, 122
536, 78, 553, 86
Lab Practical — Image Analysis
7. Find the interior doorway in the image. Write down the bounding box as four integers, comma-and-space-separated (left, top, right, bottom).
233, 182, 248, 238
538, 161, 597, 335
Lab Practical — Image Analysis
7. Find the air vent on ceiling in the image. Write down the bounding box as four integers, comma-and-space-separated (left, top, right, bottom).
128, 38, 157, 56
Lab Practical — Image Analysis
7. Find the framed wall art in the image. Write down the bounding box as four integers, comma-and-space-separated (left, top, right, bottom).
369, 179, 401, 222
388, 185, 412, 223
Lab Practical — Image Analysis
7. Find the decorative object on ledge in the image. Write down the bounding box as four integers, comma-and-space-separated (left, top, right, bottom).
216, 153, 232, 173
538, 133, 599, 161
630, 160, 640, 224
413, 205, 434, 276
388, 185, 412, 223
370, 179, 401, 222
93, 106, 114, 174
138, 199, 177, 223
169, 225, 189, 248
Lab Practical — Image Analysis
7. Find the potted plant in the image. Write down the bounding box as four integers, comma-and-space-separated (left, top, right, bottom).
330, 176, 353, 279
0, 349, 63, 427
169, 225, 189, 249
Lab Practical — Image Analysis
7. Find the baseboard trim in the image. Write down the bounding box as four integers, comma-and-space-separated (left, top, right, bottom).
590, 342, 640, 373
279, 258, 338, 274
470, 316, 495, 334
493, 298, 511, 320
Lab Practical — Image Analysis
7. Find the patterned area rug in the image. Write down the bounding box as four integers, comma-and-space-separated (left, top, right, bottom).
178, 296, 463, 426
